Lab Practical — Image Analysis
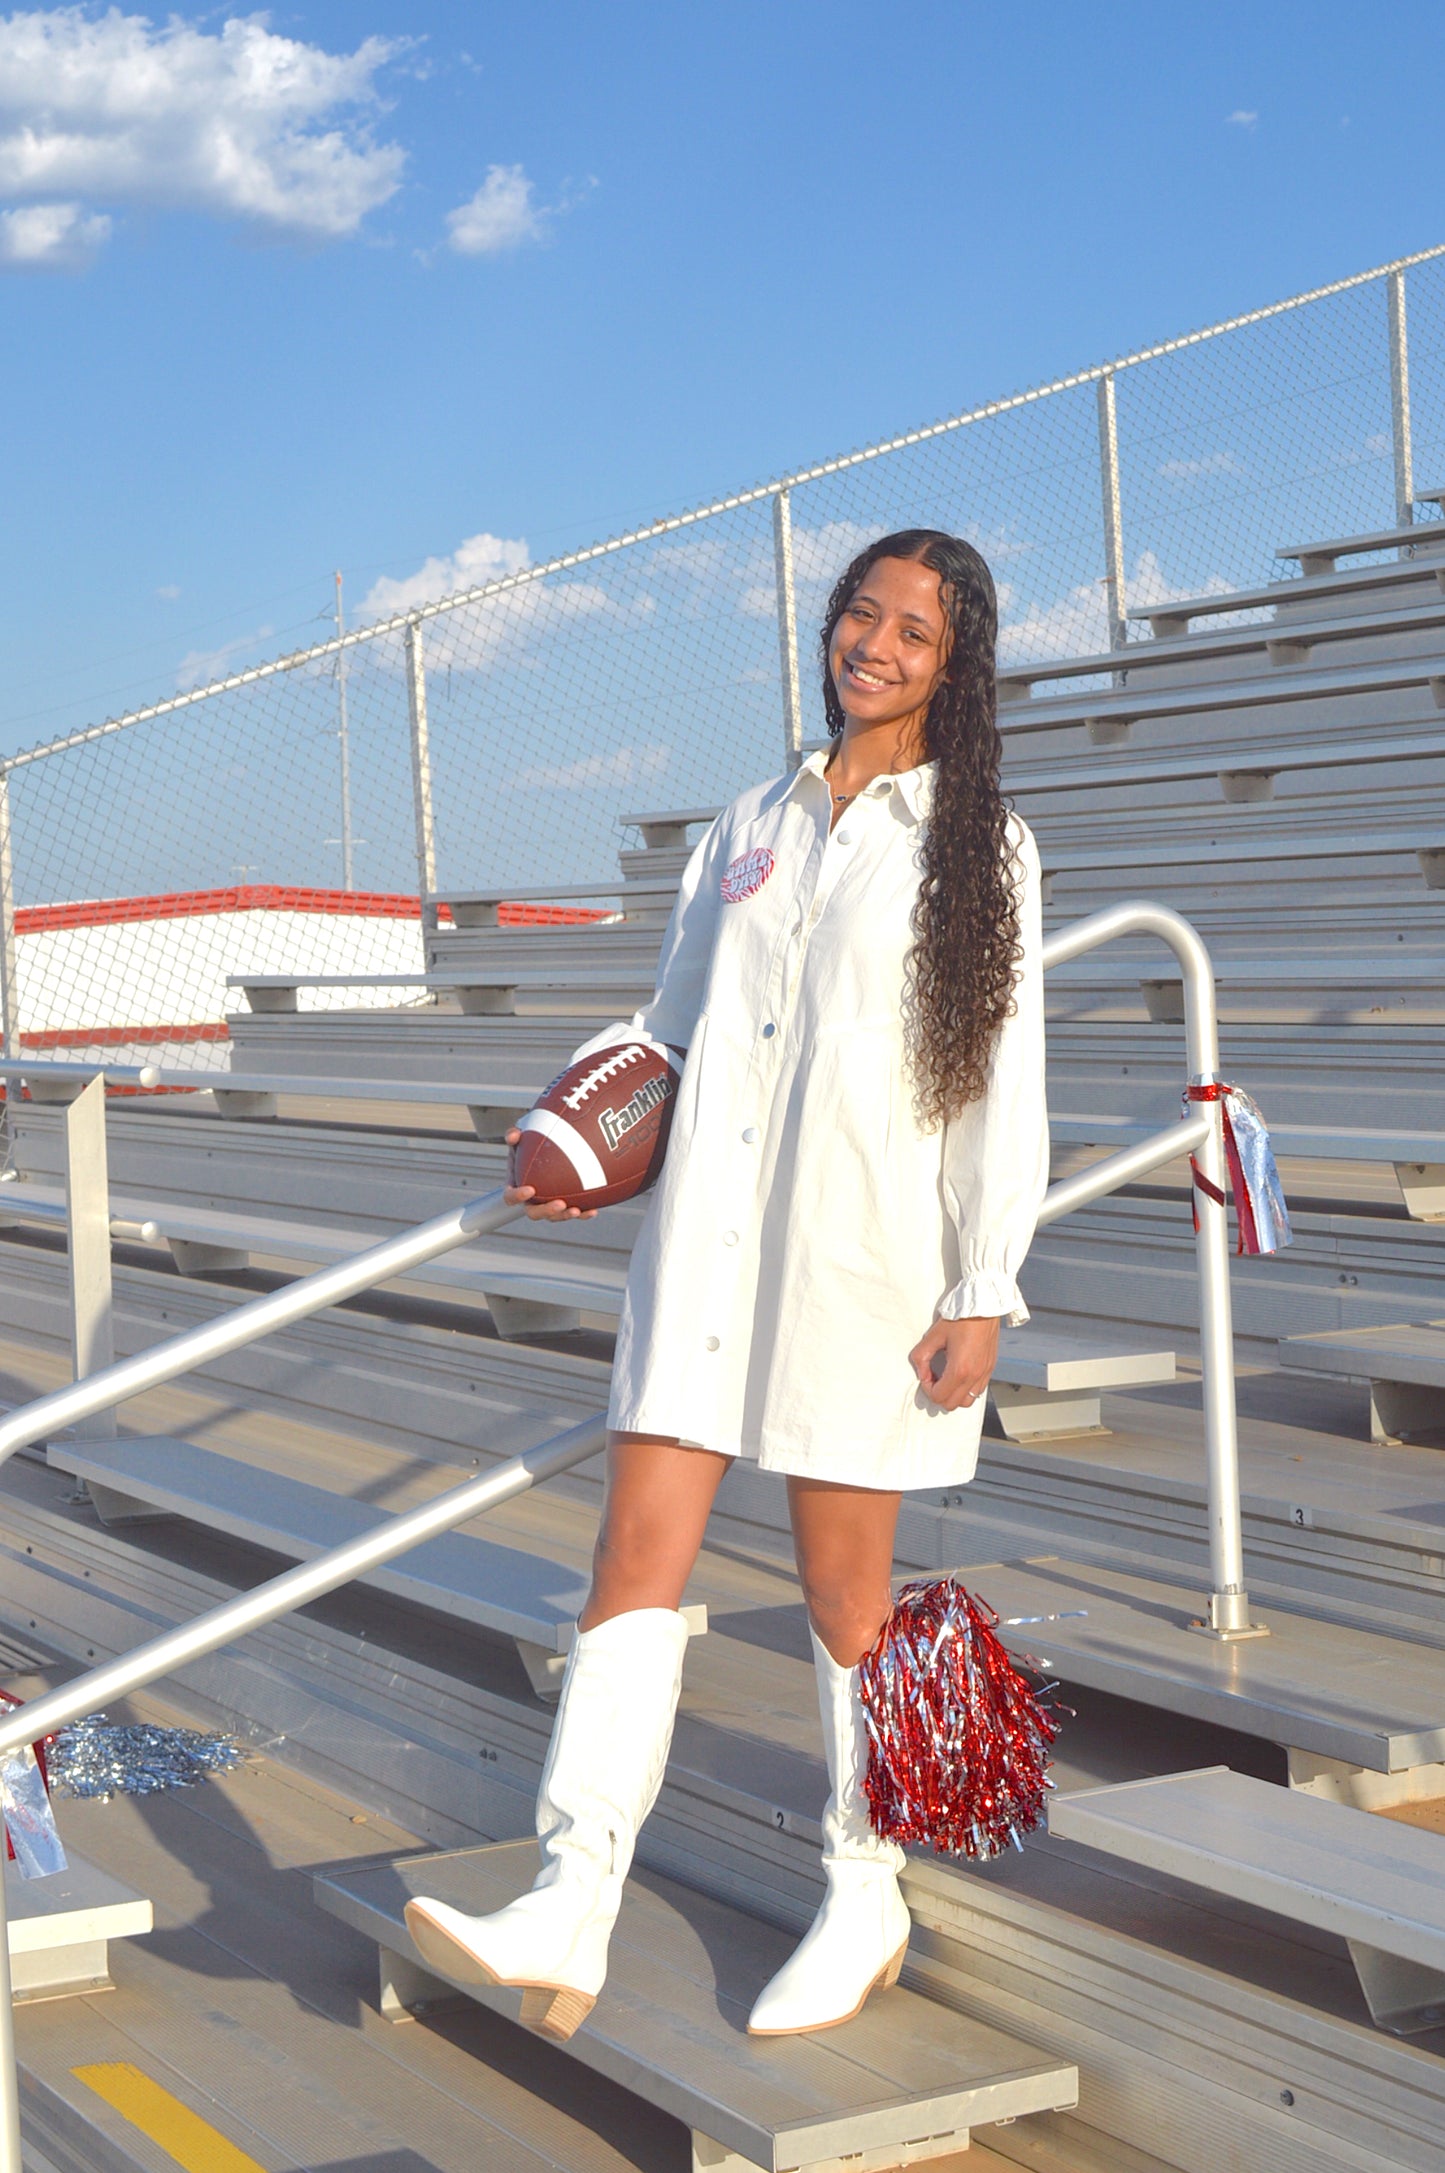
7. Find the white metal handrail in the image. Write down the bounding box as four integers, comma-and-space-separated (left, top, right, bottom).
0, 898, 1255, 2164
1038, 902, 1250, 1640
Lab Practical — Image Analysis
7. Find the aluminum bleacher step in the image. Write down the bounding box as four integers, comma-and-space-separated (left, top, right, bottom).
1280, 1319, 1445, 1441
229, 967, 654, 1016
998, 590, 1445, 697
1006, 722, 1445, 805
0, 1178, 629, 1321
5, 1852, 152, 2001
134, 1067, 536, 1138
313, 1838, 1077, 2173
1128, 549, 1445, 634
1048, 1765, 1445, 2034
42, 1436, 703, 1698
1, 1155, 1174, 1431
433, 879, 677, 926
954, 1556, 1445, 1783
997, 646, 1445, 740
982, 1332, 1173, 1440
1051, 1109, 1445, 1218
1042, 823, 1445, 887
1277, 518, 1445, 573
618, 805, 721, 847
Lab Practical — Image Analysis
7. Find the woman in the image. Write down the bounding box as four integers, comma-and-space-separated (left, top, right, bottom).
406, 529, 1049, 2042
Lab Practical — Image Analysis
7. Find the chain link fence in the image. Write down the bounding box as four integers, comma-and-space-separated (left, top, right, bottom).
4, 243, 1444, 1069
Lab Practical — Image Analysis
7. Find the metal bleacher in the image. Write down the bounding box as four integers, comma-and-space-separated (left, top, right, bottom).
6, 486, 1445, 2173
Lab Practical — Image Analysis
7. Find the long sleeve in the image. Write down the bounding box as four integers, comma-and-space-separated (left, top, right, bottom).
937, 818, 1049, 1326
566, 817, 727, 1067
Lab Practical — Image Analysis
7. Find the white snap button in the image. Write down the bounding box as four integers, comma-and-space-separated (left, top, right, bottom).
722, 1230, 739, 1246
836, 829, 853, 845
705, 1335, 720, 1352
741, 1125, 759, 1144
761, 1022, 776, 1038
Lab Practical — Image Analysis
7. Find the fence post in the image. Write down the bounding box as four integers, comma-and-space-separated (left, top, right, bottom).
772, 490, 804, 769
0, 770, 18, 1066
63, 1075, 116, 1438
406, 619, 439, 930
1096, 372, 1128, 656
1388, 268, 1415, 532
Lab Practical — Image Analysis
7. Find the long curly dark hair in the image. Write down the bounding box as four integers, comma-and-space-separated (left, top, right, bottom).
821, 528, 1021, 1127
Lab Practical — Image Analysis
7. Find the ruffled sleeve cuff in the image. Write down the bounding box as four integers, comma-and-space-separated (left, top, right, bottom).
938, 1275, 1030, 1329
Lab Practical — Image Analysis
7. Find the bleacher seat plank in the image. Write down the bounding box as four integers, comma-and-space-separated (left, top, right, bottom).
433, 880, 676, 927
954, 1557, 1445, 1773
5, 1853, 152, 2001
1048, 1765, 1445, 2033
1006, 724, 1445, 804
42, 1436, 701, 1693
0, 1162, 1174, 1426
999, 593, 1445, 696
1042, 825, 1445, 881
619, 806, 721, 848
997, 648, 1445, 738
1280, 1320, 1445, 1441
1129, 552, 1445, 634
1278, 520, 1445, 571
229, 967, 654, 1017
314, 1839, 1076, 2171
147, 1069, 538, 1130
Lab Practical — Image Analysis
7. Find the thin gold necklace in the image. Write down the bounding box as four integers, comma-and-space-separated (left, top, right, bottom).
827, 755, 908, 804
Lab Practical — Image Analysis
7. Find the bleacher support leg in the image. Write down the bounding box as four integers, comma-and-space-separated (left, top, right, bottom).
0, 1864, 20, 2173
377, 1944, 461, 2024
1191, 1071, 1265, 1639
1346, 1940, 1445, 2036
63, 1076, 116, 1441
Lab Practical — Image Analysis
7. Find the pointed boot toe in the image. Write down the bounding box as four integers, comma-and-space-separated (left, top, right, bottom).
747, 1869, 910, 2035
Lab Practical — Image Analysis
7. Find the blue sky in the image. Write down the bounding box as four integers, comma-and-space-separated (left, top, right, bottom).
1, 0, 1442, 755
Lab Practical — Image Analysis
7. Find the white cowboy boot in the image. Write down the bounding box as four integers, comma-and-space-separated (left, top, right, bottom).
405, 1606, 689, 2041
748, 1627, 910, 2035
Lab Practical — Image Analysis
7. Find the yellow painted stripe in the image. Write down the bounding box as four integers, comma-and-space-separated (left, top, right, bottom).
72, 2062, 268, 2173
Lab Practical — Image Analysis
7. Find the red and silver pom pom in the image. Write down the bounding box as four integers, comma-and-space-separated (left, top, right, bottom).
859, 1578, 1066, 1861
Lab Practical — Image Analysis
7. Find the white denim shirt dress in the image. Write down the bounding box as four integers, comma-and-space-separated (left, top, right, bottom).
579, 750, 1049, 1492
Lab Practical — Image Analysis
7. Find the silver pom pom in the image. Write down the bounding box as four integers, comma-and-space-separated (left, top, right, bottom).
47, 1715, 245, 1800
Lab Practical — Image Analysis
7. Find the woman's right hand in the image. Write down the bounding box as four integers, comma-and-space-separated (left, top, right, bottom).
503, 1129, 599, 1220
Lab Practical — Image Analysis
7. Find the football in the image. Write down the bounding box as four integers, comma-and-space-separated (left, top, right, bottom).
509, 1038, 686, 1210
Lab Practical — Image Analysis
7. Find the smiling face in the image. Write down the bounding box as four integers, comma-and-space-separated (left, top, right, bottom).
828, 554, 951, 745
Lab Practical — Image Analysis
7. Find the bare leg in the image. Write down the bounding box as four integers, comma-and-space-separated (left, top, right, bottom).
787, 1475, 902, 1664
578, 1432, 731, 1630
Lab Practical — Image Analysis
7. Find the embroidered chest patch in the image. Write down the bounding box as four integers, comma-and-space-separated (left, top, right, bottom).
721, 846, 775, 903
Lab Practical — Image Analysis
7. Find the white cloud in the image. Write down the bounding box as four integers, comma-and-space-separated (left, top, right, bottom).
357, 529, 640, 673
0, 7, 405, 267
155, 582, 180, 601
997, 551, 1234, 666
514, 743, 671, 793
176, 623, 273, 689
360, 531, 532, 620
1226, 109, 1258, 129
0, 197, 108, 265
446, 163, 543, 255
1158, 451, 1243, 481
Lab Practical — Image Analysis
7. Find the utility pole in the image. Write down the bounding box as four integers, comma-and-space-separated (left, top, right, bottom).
334, 571, 354, 889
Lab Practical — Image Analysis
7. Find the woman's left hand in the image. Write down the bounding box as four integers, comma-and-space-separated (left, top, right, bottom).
909, 1315, 1000, 1412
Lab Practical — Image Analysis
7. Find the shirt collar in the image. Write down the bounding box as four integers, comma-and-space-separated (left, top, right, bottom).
790, 747, 934, 824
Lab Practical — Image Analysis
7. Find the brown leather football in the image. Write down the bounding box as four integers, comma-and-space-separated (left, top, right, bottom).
509, 1038, 685, 1210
